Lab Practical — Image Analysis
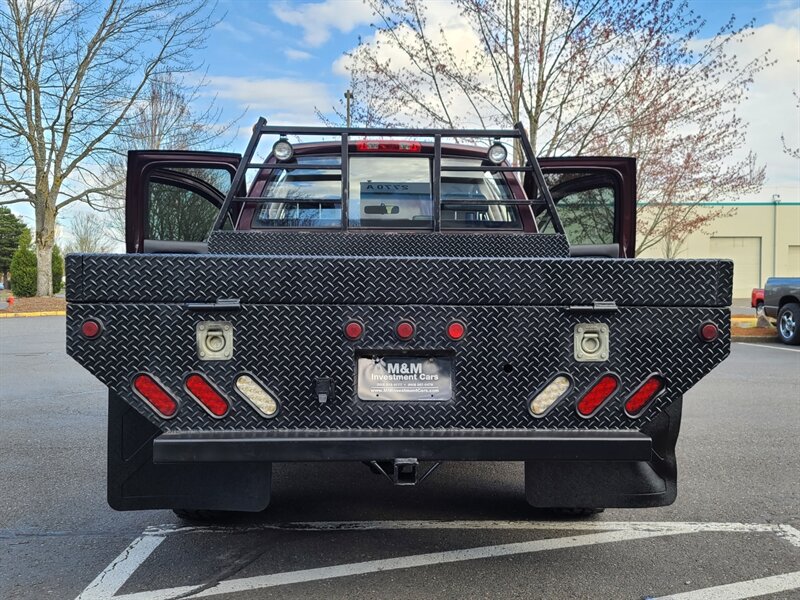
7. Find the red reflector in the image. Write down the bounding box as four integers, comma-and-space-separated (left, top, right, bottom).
355, 140, 422, 153
396, 321, 415, 340
133, 374, 177, 418
344, 320, 364, 340
625, 375, 666, 417
577, 374, 619, 417
81, 319, 102, 339
447, 321, 466, 340
699, 322, 719, 342
185, 374, 229, 417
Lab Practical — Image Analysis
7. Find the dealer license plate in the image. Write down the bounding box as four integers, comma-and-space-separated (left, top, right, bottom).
357, 356, 453, 401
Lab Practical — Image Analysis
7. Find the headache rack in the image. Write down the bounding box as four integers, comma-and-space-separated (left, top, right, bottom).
211, 118, 565, 234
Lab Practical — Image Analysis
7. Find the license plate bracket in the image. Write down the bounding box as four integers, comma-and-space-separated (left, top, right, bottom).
357, 356, 453, 401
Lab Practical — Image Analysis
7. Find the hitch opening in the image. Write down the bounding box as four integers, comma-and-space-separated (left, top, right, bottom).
367, 458, 441, 486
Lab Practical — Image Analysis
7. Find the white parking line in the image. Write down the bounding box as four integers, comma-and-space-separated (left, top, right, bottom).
75, 519, 800, 600
114, 529, 675, 600
657, 570, 800, 600
142, 519, 800, 547
74, 534, 167, 600
736, 342, 800, 353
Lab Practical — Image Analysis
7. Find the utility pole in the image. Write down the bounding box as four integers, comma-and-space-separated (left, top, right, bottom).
344, 90, 354, 127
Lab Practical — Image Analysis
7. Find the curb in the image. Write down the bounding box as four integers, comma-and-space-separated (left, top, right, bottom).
0, 310, 66, 318
731, 335, 778, 343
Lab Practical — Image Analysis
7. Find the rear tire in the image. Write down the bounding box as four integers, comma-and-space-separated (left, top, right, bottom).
777, 303, 800, 345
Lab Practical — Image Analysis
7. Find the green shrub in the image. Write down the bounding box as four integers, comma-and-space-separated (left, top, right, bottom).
52, 245, 64, 294
10, 229, 37, 297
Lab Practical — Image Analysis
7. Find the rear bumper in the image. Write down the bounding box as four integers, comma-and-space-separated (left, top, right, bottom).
153, 429, 652, 463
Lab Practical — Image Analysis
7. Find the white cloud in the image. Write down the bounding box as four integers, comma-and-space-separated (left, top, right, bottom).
206, 75, 334, 129
273, 0, 373, 47
284, 48, 314, 61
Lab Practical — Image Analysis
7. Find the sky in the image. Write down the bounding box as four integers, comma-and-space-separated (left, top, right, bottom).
8, 0, 800, 231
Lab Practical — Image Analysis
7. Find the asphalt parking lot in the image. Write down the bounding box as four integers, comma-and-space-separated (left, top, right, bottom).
1, 317, 799, 600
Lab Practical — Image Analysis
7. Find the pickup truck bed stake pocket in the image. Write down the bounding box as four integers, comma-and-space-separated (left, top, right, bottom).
65, 119, 732, 515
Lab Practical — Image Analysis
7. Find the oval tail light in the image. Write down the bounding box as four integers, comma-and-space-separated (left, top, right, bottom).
132, 373, 178, 418
530, 375, 571, 417
185, 373, 230, 418
625, 375, 666, 417
234, 374, 279, 418
576, 374, 619, 417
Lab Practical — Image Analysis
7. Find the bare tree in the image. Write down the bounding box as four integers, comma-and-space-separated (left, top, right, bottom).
782, 90, 800, 160
0, 0, 217, 295
63, 212, 115, 254
334, 0, 770, 254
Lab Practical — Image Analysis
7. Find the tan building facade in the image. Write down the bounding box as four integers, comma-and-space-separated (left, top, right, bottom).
637, 202, 800, 298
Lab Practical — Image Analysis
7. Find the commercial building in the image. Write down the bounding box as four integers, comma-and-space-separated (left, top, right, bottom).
637, 201, 800, 298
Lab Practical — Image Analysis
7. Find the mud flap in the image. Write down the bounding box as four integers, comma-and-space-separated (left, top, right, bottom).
525, 398, 681, 509
107, 391, 271, 512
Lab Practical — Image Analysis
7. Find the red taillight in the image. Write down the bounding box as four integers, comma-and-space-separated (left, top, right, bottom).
446, 321, 466, 341
699, 322, 719, 342
625, 375, 666, 417
396, 321, 415, 341
132, 374, 177, 418
344, 320, 364, 341
577, 374, 619, 417
355, 140, 422, 153
185, 373, 229, 418
81, 319, 102, 339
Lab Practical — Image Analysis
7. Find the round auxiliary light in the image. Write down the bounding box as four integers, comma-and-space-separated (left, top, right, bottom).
272, 136, 294, 161
446, 321, 466, 341
487, 140, 507, 164
81, 319, 102, 339
699, 322, 719, 343
396, 320, 415, 341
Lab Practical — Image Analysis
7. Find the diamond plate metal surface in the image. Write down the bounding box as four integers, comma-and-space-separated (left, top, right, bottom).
67, 303, 730, 432
208, 230, 571, 257
66, 253, 732, 307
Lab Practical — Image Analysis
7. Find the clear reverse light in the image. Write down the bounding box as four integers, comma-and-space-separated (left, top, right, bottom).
530, 375, 570, 416
234, 374, 278, 417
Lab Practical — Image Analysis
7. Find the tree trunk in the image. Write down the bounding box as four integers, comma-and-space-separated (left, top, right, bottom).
35, 200, 56, 296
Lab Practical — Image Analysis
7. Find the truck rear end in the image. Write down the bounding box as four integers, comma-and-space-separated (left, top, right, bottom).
65, 121, 732, 515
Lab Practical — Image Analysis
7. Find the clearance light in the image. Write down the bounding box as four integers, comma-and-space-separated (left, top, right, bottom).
344, 320, 364, 341
625, 375, 666, 417
396, 320, 415, 341
446, 321, 466, 341
132, 373, 178, 418
530, 375, 571, 417
81, 319, 102, 339
699, 322, 719, 342
272, 137, 294, 161
576, 374, 619, 417
185, 373, 229, 418
355, 140, 422, 152
234, 374, 279, 418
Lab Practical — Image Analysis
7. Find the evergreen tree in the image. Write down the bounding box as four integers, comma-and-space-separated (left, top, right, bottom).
0, 207, 26, 289
10, 228, 37, 297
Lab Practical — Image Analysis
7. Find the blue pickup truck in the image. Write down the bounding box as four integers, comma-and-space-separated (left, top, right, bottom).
764, 277, 800, 345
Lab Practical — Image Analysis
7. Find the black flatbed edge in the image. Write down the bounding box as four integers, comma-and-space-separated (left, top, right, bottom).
153, 429, 652, 463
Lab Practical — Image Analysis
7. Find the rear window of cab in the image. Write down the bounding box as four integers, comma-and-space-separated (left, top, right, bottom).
252, 155, 522, 230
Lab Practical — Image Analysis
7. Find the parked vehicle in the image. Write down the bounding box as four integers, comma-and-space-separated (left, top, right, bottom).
65, 120, 732, 518
764, 277, 800, 345
751, 288, 764, 312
